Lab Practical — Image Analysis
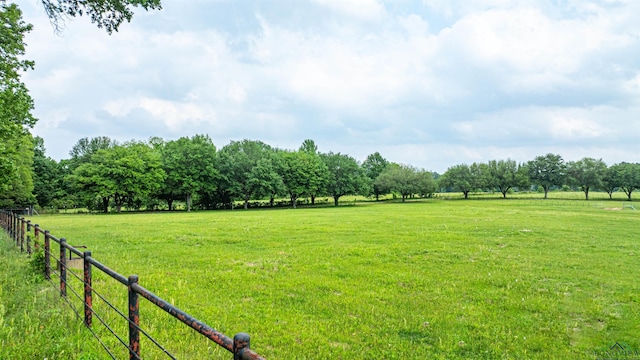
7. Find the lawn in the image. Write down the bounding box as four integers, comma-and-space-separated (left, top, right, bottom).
15, 199, 640, 359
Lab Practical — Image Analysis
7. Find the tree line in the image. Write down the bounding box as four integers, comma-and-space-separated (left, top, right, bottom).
8, 136, 638, 213
22, 136, 436, 212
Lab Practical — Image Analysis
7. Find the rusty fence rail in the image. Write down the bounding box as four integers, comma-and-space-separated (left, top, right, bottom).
0, 209, 265, 360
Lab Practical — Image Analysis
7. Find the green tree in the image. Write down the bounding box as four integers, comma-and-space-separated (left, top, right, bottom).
161, 134, 217, 211
321, 152, 368, 206
281, 151, 329, 208
0, 3, 36, 206
374, 163, 432, 202
609, 162, 640, 201
71, 142, 165, 212
601, 166, 618, 200
40, 0, 162, 34
566, 158, 607, 200
528, 154, 565, 199
486, 159, 529, 198
32, 136, 63, 208
218, 139, 280, 210
361, 152, 389, 200
439, 164, 474, 199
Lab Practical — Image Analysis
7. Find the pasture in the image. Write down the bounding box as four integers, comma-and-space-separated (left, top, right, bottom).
18, 199, 640, 359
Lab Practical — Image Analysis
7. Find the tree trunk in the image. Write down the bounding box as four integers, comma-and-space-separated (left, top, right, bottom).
291, 194, 297, 209
186, 193, 192, 212
608, 191, 613, 200
311, 194, 316, 205
334, 195, 340, 206
543, 186, 549, 199
244, 195, 249, 210
375, 193, 379, 201
167, 199, 173, 211
270, 195, 275, 207
463, 191, 469, 199
584, 187, 589, 200
102, 197, 109, 213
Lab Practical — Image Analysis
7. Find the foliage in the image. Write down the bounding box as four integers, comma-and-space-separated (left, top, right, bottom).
375, 163, 435, 201
280, 151, 329, 208
528, 153, 565, 199
608, 162, 640, 201
40, 0, 162, 34
566, 157, 607, 200
438, 163, 474, 199
361, 152, 389, 200
0, 3, 36, 206
486, 159, 529, 198
321, 152, 369, 206
160, 134, 218, 211
217, 139, 281, 210
70, 141, 165, 212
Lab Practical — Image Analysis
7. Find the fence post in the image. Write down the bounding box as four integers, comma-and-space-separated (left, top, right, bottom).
59, 238, 67, 298
44, 230, 51, 280
128, 275, 140, 359
34, 225, 40, 251
84, 251, 93, 327
26, 221, 31, 255
20, 218, 25, 252
233, 333, 251, 360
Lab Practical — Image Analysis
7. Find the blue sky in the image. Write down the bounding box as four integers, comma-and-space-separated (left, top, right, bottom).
19, 0, 640, 173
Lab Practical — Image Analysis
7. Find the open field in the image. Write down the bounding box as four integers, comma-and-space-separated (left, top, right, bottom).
16, 199, 640, 359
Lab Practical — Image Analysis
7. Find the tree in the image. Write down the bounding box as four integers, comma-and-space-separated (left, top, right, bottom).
161, 134, 217, 211
601, 166, 618, 200
439, 164, 474, 199
361, 152, 389, 200
71, 142, 165, 212
32, 136, 63, 208
299, 139, 318, 155
566, 158, 607, 200
40, 0, 162, 34
321, 152, 368, 206
217, 139, 280, 210
0, 3, 37, 206
280, 151, 329, 208
374, 163, 432, 202
527, 154, 565, 199
609, 162, 640, 201
486, 159, 529, 198
69, 136, 116, 167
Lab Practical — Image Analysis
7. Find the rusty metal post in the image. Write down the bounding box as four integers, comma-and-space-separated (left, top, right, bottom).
233, 333, 251, 360
26, 220, 31, 255
34, 224, 40, 251
59, 238, 67, 298
44, 230, 51, 280
84, 251, 93, 327
20, 218, 25, 252
128, 275, 140, 359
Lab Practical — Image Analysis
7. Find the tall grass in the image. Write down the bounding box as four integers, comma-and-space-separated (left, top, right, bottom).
9, 199, 640, 358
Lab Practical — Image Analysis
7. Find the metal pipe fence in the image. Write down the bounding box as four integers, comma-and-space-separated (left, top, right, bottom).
0, 209, 265, 360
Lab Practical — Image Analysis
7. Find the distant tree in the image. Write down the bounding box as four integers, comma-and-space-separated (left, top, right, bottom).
218, 139, 281, 210
32, 137, 62, 208
281, 151, 329, 208
299, 139, 318, 154
566, 158, 607, 200
71, 142, 165, 212
161, 134, 217, 211
601, 166, 618, 200
361, 152, 389, 200
439, 164, 474, 199
0, 133, 35, 208
68, 136, 116, 169
374, 163, 431, 202
39, 0, 162, 34
486, 159, 529, 198
609, 162, 640, 201
416, 170, 437, 197
528, 154, 565, 199
469, 162, 490, 191
321, 152, 368, 206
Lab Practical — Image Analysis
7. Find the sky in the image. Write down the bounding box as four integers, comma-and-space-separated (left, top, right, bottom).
16, 0, 640, 174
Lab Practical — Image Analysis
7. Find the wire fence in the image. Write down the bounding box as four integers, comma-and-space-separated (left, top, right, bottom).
0, 209, 266, 360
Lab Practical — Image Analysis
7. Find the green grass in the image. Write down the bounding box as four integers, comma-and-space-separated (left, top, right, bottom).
9, 199, 640, 358
0, 233, 107, 359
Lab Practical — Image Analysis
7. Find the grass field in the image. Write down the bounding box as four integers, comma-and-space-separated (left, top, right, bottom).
12, 198, 640, 359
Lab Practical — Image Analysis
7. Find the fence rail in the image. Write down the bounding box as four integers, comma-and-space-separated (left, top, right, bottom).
0, 209, 266, 360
